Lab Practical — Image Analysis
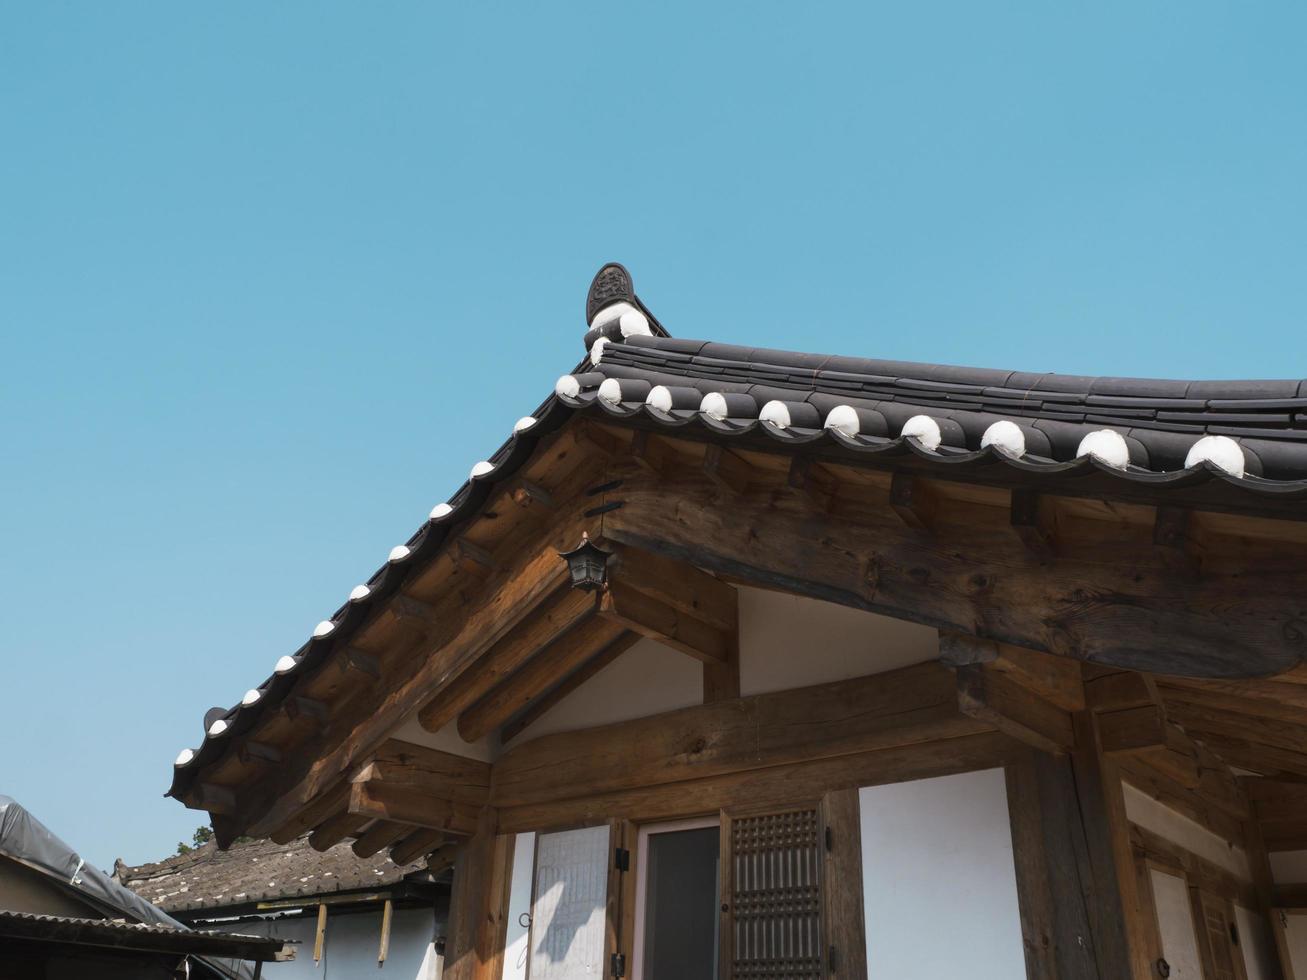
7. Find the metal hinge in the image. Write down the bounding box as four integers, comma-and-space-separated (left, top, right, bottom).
611, 952, 626, 977
828, 944, 838, 973
615, 847, 630, 872
825, 826, 834, 852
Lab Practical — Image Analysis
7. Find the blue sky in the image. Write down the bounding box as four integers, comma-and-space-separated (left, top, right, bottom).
2, 3, 1304, 867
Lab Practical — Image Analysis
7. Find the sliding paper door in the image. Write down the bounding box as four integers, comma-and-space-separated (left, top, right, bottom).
530, 825, 611, 980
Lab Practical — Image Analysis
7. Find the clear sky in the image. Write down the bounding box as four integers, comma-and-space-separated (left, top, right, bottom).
2, 3, 1304, 869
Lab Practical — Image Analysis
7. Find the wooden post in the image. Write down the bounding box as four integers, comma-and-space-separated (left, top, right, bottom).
313, 902, 327, 963
443, 808, 507, 980
378, 898, 393, 963
821, 788, 867, 979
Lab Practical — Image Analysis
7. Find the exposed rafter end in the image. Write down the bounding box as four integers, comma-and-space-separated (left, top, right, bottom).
787, 457, 838, 512
1009, 489, 1055, 560
702, 444, 751, 494
889, 472, 935, 531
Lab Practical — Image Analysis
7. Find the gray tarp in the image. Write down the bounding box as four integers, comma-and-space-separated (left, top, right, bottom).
0, 795, 255, 978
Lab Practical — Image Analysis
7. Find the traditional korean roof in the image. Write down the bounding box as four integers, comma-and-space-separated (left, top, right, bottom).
121, 835, 434, 915
167, 262, 1307, 806
0, 909, 292, 961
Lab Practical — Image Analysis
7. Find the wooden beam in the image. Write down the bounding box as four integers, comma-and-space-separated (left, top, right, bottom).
425, 842, 461, 876
238, 741, 284, 766
497, 731, 1021, 835
1097, 704, 1201, 788
599, 584, 729, 664
390, 828, 447, 867
333, 646, 381, 682
940, 634, 1084, 712
889, 471, 934, 530
352, 820, 411, 859
510, 479, 554, 511
609, 546, 737, 634
283, 695, 329, 729
313, 903, 327, 963
268, 782, 350, 845
417, 586, 598, 733
1085, 670, 1161, 714
955, 663, 1074, 755
358, 740, 491, 807
457, 616, 628, 742
308, 810, 366, 852
629, 430, 678, 477
492, 661, 986, 810
389, 594, 442, 631
499, 632, 641, 744
602, 465, 1307, 678
821, 788, 867, 979
349, 781, 479, 835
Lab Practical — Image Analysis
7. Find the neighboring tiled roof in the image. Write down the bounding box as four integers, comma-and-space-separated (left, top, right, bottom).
167, 262, 1307, 807
121, 836, 429, 914
0, 910, 291, 961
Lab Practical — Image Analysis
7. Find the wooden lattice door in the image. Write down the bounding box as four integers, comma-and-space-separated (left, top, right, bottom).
719, 807, 825, 980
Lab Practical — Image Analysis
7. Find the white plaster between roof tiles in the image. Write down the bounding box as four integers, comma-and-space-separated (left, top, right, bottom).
759, 400, 793, 429
700, 392, 729, 421
901, 415, 942, 451
275, 655, 298, 674
388, 544, 411, 562
429, 503, 453, 522
591, 301, 635, 330
470, 460, 494, 478
349, 584, 371, 601
646, 385, 674, 411
598, 377, 623, 405
1076, 429, 1131, 469
312, 620, 335, 638
823, 405, 861, 437
513, 415, 538, 432
555, 374, 581, 398
590, 336, 609, 365
1185, 435, 1245, 478
981, 420, 1026, 458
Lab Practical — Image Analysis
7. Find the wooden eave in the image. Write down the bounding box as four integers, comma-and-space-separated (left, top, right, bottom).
171, 410, 1307, 871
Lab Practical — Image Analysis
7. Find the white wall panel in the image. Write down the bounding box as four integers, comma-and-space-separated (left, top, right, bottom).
1235, 904, 1279, 980
858, 768, 1025, 980
1123, 782, 1250, 880
502, 832, 536, 980
1150, 869, 1203, 980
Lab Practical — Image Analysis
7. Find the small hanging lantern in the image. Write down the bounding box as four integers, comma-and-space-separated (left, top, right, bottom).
559, 533, 612, 592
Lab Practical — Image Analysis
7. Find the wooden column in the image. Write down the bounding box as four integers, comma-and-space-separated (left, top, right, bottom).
821, 788, 868, 979
1005, 711, 1154, 980
442, 808, 511, 980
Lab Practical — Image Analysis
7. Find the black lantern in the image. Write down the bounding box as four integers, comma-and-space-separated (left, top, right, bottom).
559, 534, 612, 592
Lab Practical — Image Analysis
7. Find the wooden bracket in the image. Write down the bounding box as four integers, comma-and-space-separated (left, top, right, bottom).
1010, 489, 1055, 560
703, 444, 751, 495
787, 457, 838, 512
889, 472, 935, 531
389, 595, 441, 631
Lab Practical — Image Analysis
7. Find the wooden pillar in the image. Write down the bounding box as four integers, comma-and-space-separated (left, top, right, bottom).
443, 808, 511, 980
821, 788, 868, 979
1005, 712, 1154, 980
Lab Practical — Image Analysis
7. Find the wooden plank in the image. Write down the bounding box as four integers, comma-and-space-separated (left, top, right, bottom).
599, 583, 730, 664
956, 663, 1074, 755
497, 731, 1022, 834
417, 586, 598, 733
1098, 705, 1202, 789
601, 466, 1307, 679
457, 616, 627, 742
492, 661, 982, 809
499, 632, 640, 744
702, 443, 751, 494
1086, 670, 1161, 714
821, 788, 868, 979
268, 782, 350, 845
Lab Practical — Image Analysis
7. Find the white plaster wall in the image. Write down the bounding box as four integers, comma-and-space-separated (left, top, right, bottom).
1235, 904, 1280, 980
502, 832, 537, 980
506, 636, 703, 745
1150, 868, 1204, 980
392, 715, 497, 764
858, 768, 1026, 979
737, 587, 937, 697
1122, 783, 1251, 881
210, 907, 440, 979
1270, 849, 1307, 883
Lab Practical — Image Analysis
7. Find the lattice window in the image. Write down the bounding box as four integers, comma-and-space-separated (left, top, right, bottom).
727, 808, 824, 980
